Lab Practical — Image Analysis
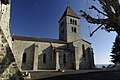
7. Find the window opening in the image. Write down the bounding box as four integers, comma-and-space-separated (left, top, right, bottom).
82, 45, 85, 57
63, 54, 66, 63
23, 53, 26, 63
43, 54, 46, 64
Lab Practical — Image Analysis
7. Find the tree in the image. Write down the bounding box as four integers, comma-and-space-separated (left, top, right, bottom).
80, 0, 120, 37
111, 36, 120, 64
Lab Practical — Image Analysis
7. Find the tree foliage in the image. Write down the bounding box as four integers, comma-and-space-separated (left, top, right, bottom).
111, 36, 120, 64
80, 0, 120, 37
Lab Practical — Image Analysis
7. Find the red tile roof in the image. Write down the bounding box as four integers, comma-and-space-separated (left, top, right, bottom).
59, 6, 80, 22
12, 35, 68, 44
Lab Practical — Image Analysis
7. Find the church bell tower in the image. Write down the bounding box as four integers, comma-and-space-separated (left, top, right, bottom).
59, 6, 80, 42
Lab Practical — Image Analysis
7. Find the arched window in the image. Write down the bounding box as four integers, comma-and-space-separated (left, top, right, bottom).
70, 19, 72, 24
73, 20, 75, 25
82, 45, 85, 57
75, 20, 77, 25
71, 27, 77, 33
88, 47, 91, 54
71, 27, 74, 32
23, 53, 26, 63
74, 27, 77, 33
63, 54, 66, 63
43, 54, 46, 64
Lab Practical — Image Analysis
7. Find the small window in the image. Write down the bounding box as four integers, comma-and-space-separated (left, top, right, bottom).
43, 54, 46, 64
71, 27, 74, 32
71, 27, 77, 33
73, 20, 75, 25
75, 20, 77, 25
74, 27, 76, 33
88, 47, 91, 53
70, 19, 77, 25
63, 54, 66, 63
82, 45, 85, 57
23, 53, 26, 63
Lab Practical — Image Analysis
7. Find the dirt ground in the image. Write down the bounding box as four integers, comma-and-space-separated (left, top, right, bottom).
24, 69, 120, 80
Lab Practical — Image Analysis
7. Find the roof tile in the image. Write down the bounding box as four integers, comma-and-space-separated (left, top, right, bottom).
12, 35, 68, 44
59, 6, 80, 21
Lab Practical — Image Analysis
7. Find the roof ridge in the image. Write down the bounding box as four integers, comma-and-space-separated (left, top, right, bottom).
12, 34, 68, 44
12, 34, 62, 41
59, 6, 80, 22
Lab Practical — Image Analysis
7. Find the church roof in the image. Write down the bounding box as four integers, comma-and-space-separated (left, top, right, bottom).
59, 6, 80, 22
82, 39, 91, 44
12, 35, 68, 44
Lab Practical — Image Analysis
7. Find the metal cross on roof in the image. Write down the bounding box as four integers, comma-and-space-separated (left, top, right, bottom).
66, 0, 70, 6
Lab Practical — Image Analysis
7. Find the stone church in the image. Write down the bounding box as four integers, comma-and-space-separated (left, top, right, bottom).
12, 6, 94, 71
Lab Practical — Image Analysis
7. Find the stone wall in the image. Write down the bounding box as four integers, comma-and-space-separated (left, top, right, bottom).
0, 0, 12, 49
21, 44, 35, 70
13, 38, 94, 71
66, 16, 80, 42
0, 42, 23, 80
59, 51, 75, 69
59, 16, 80, 42
12, 40, 36, 70
0, 0, 23, 79
12, 39, 68, 70
73, 39, 94, 70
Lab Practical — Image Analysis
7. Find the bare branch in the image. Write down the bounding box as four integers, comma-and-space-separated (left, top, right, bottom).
89, 5, 107, 16
81, 0, 120, 36
90, 24, 103, 37
80, 10, 107, 24
99, 0, 115, 17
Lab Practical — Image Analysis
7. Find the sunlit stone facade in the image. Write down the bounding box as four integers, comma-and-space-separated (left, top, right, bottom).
0, 0, 23, 79
12, 6, 95, 71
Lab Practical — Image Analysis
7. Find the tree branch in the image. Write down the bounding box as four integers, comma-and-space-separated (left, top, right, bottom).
80, 10, 107, 24
89, 5, 107, 16
109, 0, 120, 15
81, 0, 120, 36
90, 24, 103, 37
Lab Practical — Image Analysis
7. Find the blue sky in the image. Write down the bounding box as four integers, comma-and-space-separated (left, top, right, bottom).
10, 0, 116, 64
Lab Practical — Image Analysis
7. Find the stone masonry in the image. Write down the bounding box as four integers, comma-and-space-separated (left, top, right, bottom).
0, 0, 23, 79
12, 6, 94, 71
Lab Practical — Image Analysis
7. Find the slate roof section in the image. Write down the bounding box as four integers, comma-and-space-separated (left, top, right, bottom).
59, 6, 80, 22
12, 35, 68, 44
